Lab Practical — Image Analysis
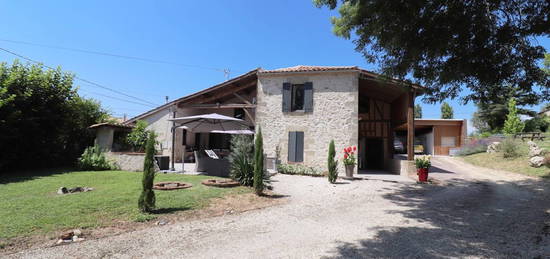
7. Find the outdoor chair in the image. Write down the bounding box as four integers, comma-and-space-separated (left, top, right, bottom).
193, 150, 230, 177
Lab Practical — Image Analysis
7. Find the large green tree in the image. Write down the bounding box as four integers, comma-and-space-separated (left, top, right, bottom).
472, 85, 538, 132
315, 0, 550, 103
503, 98, 525, 134
0, 60, 109, 172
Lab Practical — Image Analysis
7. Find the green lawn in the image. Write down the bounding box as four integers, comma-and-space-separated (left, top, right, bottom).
0, 171, 247, 240
461, 138, 550, 178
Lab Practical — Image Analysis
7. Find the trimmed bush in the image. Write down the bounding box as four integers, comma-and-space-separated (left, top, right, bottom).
501, 138, 520, 158
228, 134, 254, 186
327, 140, 338, 183
77, 145, 117, 170
138, 133, 156, 213
277, 164, 322, 176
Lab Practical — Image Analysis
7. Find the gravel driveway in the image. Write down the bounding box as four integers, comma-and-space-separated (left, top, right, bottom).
8, 157, 550, 258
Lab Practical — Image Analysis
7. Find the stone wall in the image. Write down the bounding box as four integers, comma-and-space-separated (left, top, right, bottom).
105, 152, 159, 172
256, 71, 359, 173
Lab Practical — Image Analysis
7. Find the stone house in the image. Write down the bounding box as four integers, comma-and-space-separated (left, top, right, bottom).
94, 65, 465, 174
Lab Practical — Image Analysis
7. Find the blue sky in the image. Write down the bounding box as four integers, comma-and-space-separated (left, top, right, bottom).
0, 0, 548, 133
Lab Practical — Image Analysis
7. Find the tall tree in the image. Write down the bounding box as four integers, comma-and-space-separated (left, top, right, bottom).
440, 102, 454, 119
472, 85, 538, 132
414, 104, 422, 119
503, 98, 525, 134
0, 60, 108, 172
138, 132, 156, 213
315, 0, 550, 103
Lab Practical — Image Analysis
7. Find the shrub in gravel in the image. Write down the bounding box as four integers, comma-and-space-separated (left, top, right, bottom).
138, 133, 156, 213
277, 164, 322, 176
501, 138, 521, 158
228, 134, 254, 186
327, 140, 338, 183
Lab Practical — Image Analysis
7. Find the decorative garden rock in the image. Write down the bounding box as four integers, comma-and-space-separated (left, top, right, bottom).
57, 186, 93, 195
153, 181, 192, 190
529, 147, 545, 158
201, 179, 240, 188
529, 156, 544, 168
57, 229, 84, 245
57, 187, 68, 194
527, 140, 538, 149
486, 142, 501, 153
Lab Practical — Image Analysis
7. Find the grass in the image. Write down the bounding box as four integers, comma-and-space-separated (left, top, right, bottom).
0, 170, 248, 240
461, 138, 550, 178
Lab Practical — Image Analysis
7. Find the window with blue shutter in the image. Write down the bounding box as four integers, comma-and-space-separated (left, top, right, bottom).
288, 131, 304, 162
303, 82, 313, 112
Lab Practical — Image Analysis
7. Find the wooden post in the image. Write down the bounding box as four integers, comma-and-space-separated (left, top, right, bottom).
170, 111, 176, 171
407, 90, 415, 160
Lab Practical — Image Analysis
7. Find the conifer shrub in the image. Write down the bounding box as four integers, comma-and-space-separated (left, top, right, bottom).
138, 133, 156, 213
253, 127, 269, 195
327, 140, 338, 183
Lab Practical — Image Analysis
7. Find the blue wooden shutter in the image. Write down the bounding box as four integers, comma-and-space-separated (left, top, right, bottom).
295, 132, 304, 162
282, 82, 291, 112
304, 82, 313, 112
288, 132, 296, 162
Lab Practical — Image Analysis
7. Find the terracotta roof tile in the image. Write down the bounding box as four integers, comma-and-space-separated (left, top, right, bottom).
89, 122, 134, 129
260, 65, 359, 73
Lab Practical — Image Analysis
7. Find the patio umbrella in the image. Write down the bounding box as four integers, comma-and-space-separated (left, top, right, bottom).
168, 113, 252, 171
209, 129, 254, 135
170, 113, 251, 132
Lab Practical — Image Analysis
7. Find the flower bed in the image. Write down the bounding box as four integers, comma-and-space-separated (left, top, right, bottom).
152, 181, 193, 190
201, 179, 240, 188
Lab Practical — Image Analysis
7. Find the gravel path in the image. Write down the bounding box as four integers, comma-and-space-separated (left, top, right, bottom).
8, 157, 550, 258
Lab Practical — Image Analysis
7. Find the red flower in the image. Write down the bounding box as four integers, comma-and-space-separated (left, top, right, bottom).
353, 146, 357, 151
344, 154, 348, 159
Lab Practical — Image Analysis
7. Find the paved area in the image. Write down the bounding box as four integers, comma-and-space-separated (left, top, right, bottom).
9, 157, 550, 258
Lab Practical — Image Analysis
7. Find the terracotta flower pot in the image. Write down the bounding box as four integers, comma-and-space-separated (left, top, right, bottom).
417, 168, 429, 182
345, 164, 355, 177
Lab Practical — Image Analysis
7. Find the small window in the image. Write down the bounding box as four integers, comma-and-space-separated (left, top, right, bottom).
441, 137, 456, 147
288, 131, 304, 162
291, 84, 305, 111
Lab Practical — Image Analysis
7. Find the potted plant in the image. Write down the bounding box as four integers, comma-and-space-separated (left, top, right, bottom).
414, 155, 431, 182
343, 146, 357, 177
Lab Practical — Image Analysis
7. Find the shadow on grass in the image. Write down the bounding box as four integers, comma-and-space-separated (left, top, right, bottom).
323, 178, 550, 258
0, 167, 75, 185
